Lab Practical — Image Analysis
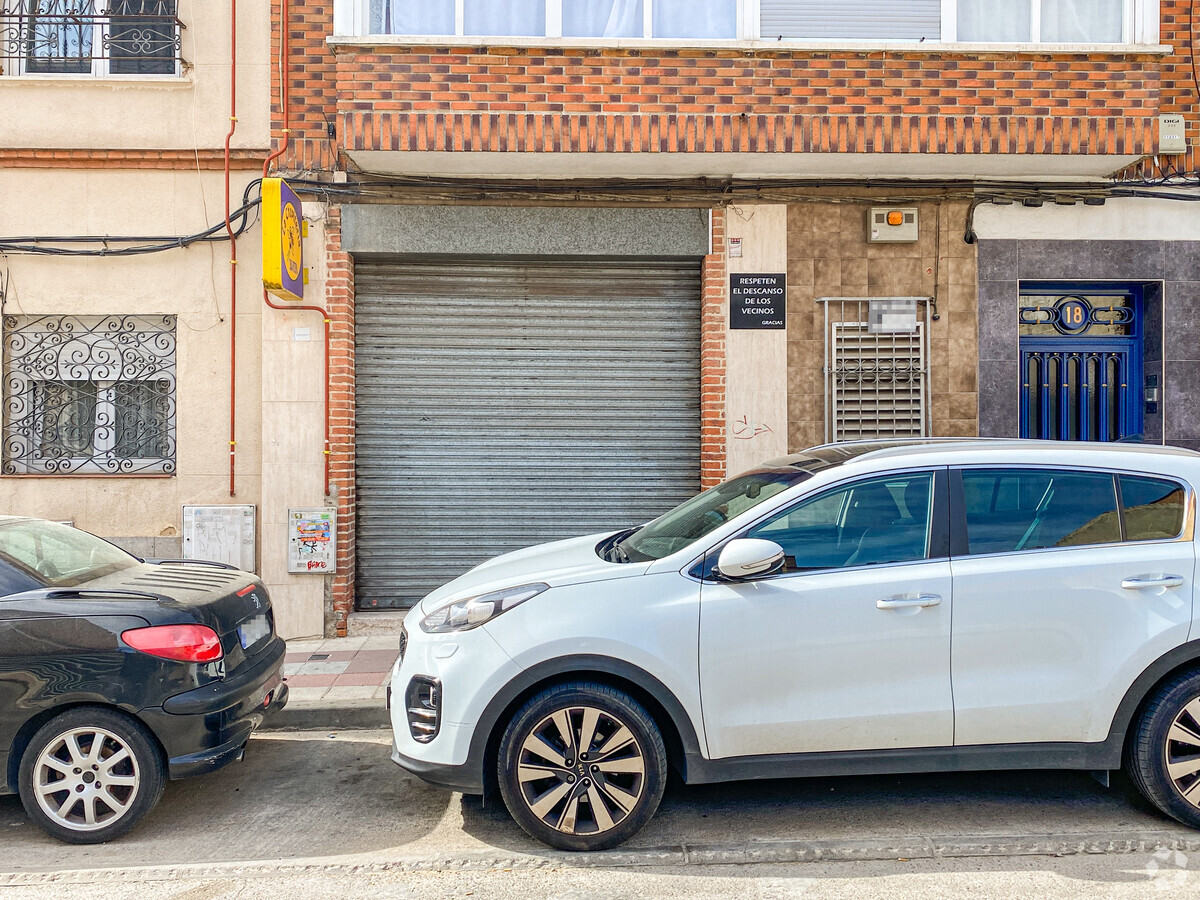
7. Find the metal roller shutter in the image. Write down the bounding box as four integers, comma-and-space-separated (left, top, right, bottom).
354, 256, 702, 609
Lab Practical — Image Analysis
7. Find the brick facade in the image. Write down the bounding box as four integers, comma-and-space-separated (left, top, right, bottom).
700, 209, 727, 490
323, 205, 357, 636
266, 2, 1197, 624
331, 46, 1161, 157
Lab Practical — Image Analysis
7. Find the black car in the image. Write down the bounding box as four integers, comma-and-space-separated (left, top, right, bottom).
0, 516, 288, 843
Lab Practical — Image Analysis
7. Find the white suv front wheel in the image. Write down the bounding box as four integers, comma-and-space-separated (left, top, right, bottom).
497, 682, 667, 851
1127, 669, 1200, 829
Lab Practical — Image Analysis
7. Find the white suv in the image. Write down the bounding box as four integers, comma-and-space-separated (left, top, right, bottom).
389, 440, 1200, 851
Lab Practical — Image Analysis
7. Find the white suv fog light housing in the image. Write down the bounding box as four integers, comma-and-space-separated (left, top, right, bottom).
405, 675, 442, 743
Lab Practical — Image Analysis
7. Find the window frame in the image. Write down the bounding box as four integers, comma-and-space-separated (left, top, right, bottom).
696, 466, 950, 581
948, 464, 1193, 559
1, 314, 177, 476
340, 0, 1159, 46
5, 1, 183, 79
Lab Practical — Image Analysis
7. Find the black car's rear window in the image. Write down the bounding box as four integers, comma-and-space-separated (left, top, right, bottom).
0, 520, 140, 587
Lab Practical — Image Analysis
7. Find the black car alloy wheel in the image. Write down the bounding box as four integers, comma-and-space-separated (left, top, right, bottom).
18, 707, 166, 844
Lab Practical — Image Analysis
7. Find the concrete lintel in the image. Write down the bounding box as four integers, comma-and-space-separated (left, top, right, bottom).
342, 203, 711, 257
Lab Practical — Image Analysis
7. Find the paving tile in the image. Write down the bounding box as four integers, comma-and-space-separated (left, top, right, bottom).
284, 640, 324, 654
285, 674, 339, 688
283, 663, 304, 677
301, 650, 357, 662
284, 653, 311, 664
361, 636, 403, 650
294, 660, 351, 676
332, 673, 387, 687
321, 637, 367, 651
342, 657, 396, 675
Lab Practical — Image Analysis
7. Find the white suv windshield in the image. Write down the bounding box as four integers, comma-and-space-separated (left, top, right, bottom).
0, 520, 140, 587
607, 469, 811, 562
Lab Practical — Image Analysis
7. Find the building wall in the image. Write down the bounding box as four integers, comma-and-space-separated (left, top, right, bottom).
786, 198, 979, 451
0, 167, 266, 547
0, 3, 341, 635
0, 1, 270, 151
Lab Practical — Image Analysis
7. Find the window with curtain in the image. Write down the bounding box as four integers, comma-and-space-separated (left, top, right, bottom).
563, 0, 643, 38
653, 0, 736, 38
463, 0, 547, 36
956, 0, 1032, 41
376, 0, 455, 36
2, 315, 176, 475
1042, 0, 1123, 41
958, 0, 1126, 42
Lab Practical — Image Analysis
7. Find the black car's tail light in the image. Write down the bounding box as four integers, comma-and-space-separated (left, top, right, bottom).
122, 624, 223, 663
405, 675, 441, 743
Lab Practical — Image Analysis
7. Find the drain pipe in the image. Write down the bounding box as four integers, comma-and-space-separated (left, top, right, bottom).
223, 0, 239, 496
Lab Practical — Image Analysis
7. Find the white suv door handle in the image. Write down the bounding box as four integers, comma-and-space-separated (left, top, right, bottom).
877, 594, 942, 610
1121, 575, 1185, 590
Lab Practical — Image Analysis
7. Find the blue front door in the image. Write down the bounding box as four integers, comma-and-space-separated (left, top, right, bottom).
1018, 286, 1143, 442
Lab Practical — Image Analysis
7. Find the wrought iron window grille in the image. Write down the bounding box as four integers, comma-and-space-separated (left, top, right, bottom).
2, 315, 177, 475
1, 1, 184, 77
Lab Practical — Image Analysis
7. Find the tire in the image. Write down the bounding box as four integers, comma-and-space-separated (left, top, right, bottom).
497, 681, 668, 851
1126, 669, 1200, 830
18, 707, 165, 844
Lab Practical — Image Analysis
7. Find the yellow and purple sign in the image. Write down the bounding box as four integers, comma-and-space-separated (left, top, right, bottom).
262, 177, 304, 302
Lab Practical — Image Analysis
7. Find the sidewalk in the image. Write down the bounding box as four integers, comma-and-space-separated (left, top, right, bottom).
267, 635, 401, 731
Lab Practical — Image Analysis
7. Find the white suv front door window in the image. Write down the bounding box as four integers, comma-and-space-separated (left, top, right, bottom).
950, 468, 1196, 746
698, 470, 954, 759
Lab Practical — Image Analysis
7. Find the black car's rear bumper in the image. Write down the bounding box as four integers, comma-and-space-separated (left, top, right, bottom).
140, 636, 289, 779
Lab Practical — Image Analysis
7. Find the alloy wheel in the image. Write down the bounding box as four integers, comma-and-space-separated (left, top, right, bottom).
1164, 697, 1200, 808
32, 726, 142, 832
515, 705, 647, 836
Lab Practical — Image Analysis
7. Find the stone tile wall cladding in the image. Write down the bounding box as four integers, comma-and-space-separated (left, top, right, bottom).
786, 199, 978, 451
976, 240, 1200, 451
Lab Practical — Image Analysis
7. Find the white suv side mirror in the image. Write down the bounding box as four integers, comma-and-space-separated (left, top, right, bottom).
716, 538, 785, 580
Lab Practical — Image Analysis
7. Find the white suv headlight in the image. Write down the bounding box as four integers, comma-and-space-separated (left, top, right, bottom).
419, 583, 548, 633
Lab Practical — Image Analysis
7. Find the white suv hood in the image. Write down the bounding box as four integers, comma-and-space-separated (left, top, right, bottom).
417, 531, 649, 615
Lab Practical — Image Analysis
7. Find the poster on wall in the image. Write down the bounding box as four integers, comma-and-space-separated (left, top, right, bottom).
730, 274, 786, 330
288, 507, 337, 574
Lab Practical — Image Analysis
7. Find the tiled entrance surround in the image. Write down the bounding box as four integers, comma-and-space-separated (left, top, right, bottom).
976, 240, 1200, 450
785, 198, 980, 451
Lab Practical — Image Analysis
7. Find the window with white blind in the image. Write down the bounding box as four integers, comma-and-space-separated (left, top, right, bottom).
345, 0, 1157, 43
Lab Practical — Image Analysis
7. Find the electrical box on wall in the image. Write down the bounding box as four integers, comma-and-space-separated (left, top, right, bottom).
287, 507, 337, 574
867, 207, 919, 243
1159, 114, 1188, 154
182, 505, 256, 572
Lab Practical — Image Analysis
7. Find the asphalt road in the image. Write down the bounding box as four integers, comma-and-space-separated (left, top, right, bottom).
2, 729, 1199, 897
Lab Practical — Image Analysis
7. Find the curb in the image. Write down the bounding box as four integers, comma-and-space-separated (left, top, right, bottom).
5, 830, 1200, 884
262, 699, 390, 732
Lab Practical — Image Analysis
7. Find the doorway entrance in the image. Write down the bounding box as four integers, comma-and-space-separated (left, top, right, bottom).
1018, 284, 1143, 441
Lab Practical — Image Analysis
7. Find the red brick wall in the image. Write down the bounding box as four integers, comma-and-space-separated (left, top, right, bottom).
331, 45, 1162, 157
1124, 0, 1199, 177
324, 205, 356, 635
701, 209, 727, 490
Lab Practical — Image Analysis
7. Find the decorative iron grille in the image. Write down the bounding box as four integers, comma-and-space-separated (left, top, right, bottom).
1, 1, 182, 76
2, 315, 176, 475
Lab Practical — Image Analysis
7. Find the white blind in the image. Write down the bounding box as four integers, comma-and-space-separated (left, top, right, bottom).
761, 0, 941, 40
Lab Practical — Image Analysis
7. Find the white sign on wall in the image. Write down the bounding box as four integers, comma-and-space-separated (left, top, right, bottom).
182, 505, 257, 572
288, 507, 337, 574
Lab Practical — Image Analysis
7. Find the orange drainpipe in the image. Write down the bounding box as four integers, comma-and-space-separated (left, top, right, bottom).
223, 0, 239, 496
